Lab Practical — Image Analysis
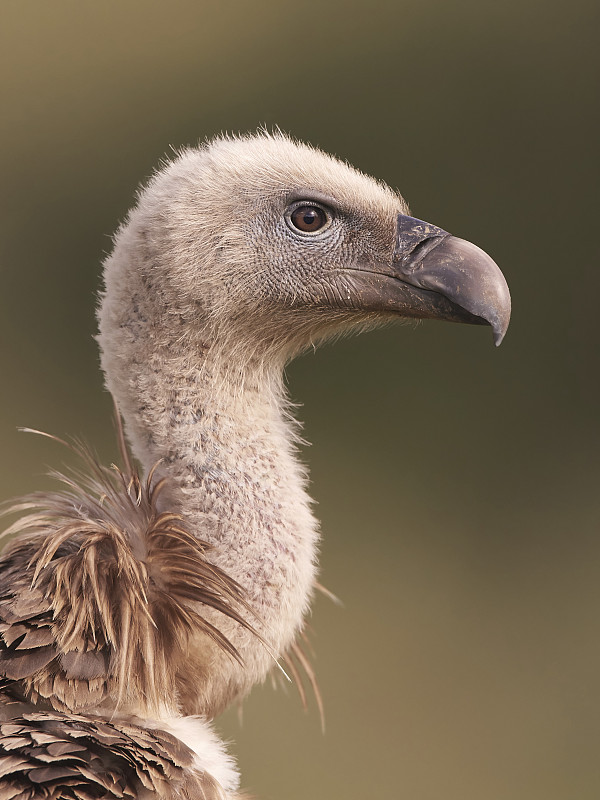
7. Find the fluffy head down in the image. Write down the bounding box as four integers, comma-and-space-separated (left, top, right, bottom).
99, 130, 407, 372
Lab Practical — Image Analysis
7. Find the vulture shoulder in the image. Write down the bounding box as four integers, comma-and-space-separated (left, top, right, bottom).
0, 439, 256, 719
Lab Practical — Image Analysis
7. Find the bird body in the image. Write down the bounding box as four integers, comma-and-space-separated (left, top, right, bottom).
0, 132, 510, 798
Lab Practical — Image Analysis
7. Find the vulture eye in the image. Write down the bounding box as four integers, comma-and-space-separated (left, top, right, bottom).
286, 203, 332, 235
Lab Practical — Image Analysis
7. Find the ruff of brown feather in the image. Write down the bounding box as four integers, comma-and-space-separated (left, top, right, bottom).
0, 429, 260, 717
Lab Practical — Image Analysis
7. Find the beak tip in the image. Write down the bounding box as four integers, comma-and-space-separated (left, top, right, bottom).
426, 236, 511, 347
491, 305, 511, 346
392, 216, 512, 346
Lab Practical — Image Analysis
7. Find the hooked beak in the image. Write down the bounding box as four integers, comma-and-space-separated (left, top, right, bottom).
392, 215, 511, 346
340, 215, 511, 346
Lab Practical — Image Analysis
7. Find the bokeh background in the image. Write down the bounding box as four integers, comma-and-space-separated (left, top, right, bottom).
1, 1, 599, 798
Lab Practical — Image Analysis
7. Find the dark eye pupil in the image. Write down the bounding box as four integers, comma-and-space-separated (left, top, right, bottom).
291, 205, 327, 232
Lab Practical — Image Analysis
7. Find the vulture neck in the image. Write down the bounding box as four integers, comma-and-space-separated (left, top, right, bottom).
103, 300, 319, 716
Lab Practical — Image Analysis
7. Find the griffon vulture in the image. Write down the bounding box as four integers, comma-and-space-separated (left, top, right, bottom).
0, 132, 510, 799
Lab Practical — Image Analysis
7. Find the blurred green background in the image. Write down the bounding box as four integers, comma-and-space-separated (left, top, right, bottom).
1, 1, 599, 798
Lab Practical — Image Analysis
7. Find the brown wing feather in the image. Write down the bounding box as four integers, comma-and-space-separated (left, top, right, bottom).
0, 701, 227, 799
0, 427, 261, 717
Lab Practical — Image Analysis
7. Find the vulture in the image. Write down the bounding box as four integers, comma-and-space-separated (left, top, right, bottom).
0, 131, 510, 799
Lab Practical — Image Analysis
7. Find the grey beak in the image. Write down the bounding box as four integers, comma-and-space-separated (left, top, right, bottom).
393, 215, 511, 346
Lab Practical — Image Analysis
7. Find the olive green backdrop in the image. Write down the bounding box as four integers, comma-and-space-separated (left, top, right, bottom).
1, 2, 599, 798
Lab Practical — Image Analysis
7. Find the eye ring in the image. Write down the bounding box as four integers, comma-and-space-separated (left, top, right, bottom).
285, 201, 333, 235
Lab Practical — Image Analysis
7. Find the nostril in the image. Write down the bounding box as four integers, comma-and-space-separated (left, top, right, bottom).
396, 235, 449, 275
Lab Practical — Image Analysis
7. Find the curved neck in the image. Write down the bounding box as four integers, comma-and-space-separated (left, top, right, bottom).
99, 291, 319, 715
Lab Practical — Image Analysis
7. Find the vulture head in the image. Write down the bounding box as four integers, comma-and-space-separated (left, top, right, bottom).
96, 129, 511, 718
100, 132, 510, 385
